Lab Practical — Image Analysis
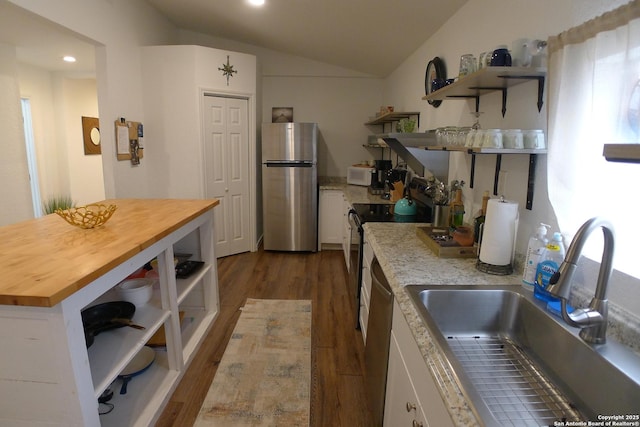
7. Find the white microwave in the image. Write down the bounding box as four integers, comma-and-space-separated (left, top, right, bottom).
347, 166, 373, 186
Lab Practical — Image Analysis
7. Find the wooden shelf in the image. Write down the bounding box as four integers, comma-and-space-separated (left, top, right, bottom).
424, 146, 547, 155
365, 111, 420, 126
422, 66, 546, 115
603, 144, 640, 163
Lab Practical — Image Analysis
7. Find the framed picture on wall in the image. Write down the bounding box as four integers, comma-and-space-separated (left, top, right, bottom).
82, 116, 101, 155
272, 107, 293, 123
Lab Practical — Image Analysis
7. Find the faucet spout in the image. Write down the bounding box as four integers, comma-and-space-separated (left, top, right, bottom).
546, 217, 615, 344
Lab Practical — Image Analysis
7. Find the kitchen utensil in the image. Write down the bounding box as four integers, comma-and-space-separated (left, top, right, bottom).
490, 46, 512, 66
81, 301, 136, 347
116, 278, 154, 307
394, 197, 417, 215
111, 318, 146, 330
432, 205, 450, 228
459, 53, 477, 77
118, 346, 155, 394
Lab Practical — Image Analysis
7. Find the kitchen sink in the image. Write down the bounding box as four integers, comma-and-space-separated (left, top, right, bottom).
405, 285, 640, 427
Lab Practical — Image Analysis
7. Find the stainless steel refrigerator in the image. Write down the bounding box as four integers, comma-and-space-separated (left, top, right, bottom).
262, 122, 318, 252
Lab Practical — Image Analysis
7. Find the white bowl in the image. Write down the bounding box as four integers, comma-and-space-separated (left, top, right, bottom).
116, 278, 154, 307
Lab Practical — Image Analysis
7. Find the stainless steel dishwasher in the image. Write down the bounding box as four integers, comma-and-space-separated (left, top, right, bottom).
364, 257, 394, 426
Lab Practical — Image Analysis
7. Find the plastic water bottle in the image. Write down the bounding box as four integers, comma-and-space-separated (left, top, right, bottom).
522, 223, 549, 290
533, 232, 566, 302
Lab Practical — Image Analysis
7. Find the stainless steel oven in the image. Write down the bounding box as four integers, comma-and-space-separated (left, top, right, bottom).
348, 176, 434, 331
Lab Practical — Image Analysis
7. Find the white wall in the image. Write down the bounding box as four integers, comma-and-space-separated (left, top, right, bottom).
140, 45, 257, 199
19, 64, 104, 207
56, 77, 104, 205
384, 0, 639, 315
0, 43, 32, 225
18, 63, 64, 201
10, 0, 179, 200
178, 30, 385, 179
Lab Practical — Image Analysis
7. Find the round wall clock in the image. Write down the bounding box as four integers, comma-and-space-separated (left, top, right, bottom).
425, 57, 446, 108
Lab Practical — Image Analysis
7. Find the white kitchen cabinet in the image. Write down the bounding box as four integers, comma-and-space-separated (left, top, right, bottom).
384, 299, 454, 427
385, 329, 428, 427
319, 189, 344, 248
0, 200, 219, 427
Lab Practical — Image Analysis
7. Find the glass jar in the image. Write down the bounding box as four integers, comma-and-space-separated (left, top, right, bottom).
444, 127, 458, 146
473, 129, 486, 147
435, 127, 447, 145
456, 127, 472, 146
459, 54, 477, 77
465, 129, 477, 147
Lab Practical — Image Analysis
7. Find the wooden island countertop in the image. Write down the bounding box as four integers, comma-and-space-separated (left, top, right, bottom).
0, 198, 219, 307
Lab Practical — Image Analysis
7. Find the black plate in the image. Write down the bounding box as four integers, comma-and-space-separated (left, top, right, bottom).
82, 301, 136, 346
425, 57, 446, 108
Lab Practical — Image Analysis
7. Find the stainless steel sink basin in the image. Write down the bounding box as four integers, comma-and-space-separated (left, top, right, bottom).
405, 285, 640, 427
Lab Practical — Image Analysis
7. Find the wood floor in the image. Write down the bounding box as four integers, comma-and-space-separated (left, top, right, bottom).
156, 248, 373, 426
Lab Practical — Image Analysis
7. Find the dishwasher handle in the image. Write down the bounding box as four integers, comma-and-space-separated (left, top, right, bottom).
371, 258, 393, 300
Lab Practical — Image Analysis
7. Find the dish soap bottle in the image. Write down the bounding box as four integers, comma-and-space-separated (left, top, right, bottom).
522, 223, 550, 290
533, 231, 565, 302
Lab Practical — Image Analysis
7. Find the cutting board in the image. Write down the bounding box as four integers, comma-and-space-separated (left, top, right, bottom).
416, 226, 477, 258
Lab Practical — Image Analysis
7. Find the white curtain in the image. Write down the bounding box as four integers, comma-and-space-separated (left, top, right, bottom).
547, 0, 640, 277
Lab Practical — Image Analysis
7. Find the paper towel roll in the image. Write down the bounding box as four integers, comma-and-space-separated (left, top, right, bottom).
479, 198, 519, 266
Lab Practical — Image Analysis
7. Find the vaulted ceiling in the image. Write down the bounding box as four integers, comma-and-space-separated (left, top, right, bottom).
145, 0, 468, 77
1, 0, 468, 78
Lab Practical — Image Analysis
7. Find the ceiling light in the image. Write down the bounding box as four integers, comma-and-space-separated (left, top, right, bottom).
248, 0, 265, 6
63, 56, 76, 63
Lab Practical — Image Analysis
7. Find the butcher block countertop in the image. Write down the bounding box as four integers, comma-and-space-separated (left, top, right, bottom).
0, 198, 219, 308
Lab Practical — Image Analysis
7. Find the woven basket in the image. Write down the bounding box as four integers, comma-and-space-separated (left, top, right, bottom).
55, 204, 117, 229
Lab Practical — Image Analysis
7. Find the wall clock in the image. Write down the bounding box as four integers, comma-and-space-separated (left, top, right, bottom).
425, 57, 446, 108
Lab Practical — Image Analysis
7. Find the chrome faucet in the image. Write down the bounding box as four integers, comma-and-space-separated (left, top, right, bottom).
546, 217, 615, 344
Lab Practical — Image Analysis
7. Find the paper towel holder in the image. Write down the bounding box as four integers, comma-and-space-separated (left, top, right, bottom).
476, 259, 513, 275
475, 196, 518, 275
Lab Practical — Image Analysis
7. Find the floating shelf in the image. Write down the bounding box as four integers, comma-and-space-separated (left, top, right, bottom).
422, 66, 546, 116
365, 111, 421, 126
603, 144, 640, 163
423, 146, 547, 155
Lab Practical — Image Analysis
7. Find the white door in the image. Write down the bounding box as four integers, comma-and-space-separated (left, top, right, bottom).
203, 95, 250, 258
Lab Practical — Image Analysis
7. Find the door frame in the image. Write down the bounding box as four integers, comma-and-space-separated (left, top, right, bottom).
199, 89, 258, 253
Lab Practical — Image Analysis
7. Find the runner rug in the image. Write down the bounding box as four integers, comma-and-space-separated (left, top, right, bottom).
194, 298, 312, 426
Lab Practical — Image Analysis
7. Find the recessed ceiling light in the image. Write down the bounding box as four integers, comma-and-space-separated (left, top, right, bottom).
63, 56, 76, 63
249, 0, 265, 6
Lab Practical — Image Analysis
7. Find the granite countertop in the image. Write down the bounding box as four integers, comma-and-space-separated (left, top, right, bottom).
330, 182, 640, 426
319, 180, 395, 205
363, 222, 520, 427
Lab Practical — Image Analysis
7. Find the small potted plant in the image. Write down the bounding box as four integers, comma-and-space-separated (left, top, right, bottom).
42, 195, 74, 215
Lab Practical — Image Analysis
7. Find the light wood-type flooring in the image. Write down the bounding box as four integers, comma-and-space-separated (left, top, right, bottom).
156, 248, 373, 426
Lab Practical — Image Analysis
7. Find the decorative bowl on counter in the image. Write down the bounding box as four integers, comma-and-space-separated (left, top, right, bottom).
55, 203, 117, 229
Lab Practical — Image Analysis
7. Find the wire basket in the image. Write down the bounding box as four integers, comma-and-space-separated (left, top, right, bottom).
55, 204, 117, 229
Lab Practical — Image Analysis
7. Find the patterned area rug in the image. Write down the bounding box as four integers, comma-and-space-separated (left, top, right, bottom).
195, 298, 312, 426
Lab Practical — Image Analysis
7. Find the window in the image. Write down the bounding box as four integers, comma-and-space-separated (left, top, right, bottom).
547, 1, 640, 278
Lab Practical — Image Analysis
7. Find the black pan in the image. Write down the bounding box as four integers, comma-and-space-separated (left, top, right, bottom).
82, 301, 136, 347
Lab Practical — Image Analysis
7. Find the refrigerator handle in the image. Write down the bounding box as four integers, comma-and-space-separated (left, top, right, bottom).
264, 161, 315, 167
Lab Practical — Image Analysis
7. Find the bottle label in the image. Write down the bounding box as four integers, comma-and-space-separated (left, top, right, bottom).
547, 243, 561, 251
522, 249, 543, 285
535, 260, 558, 290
